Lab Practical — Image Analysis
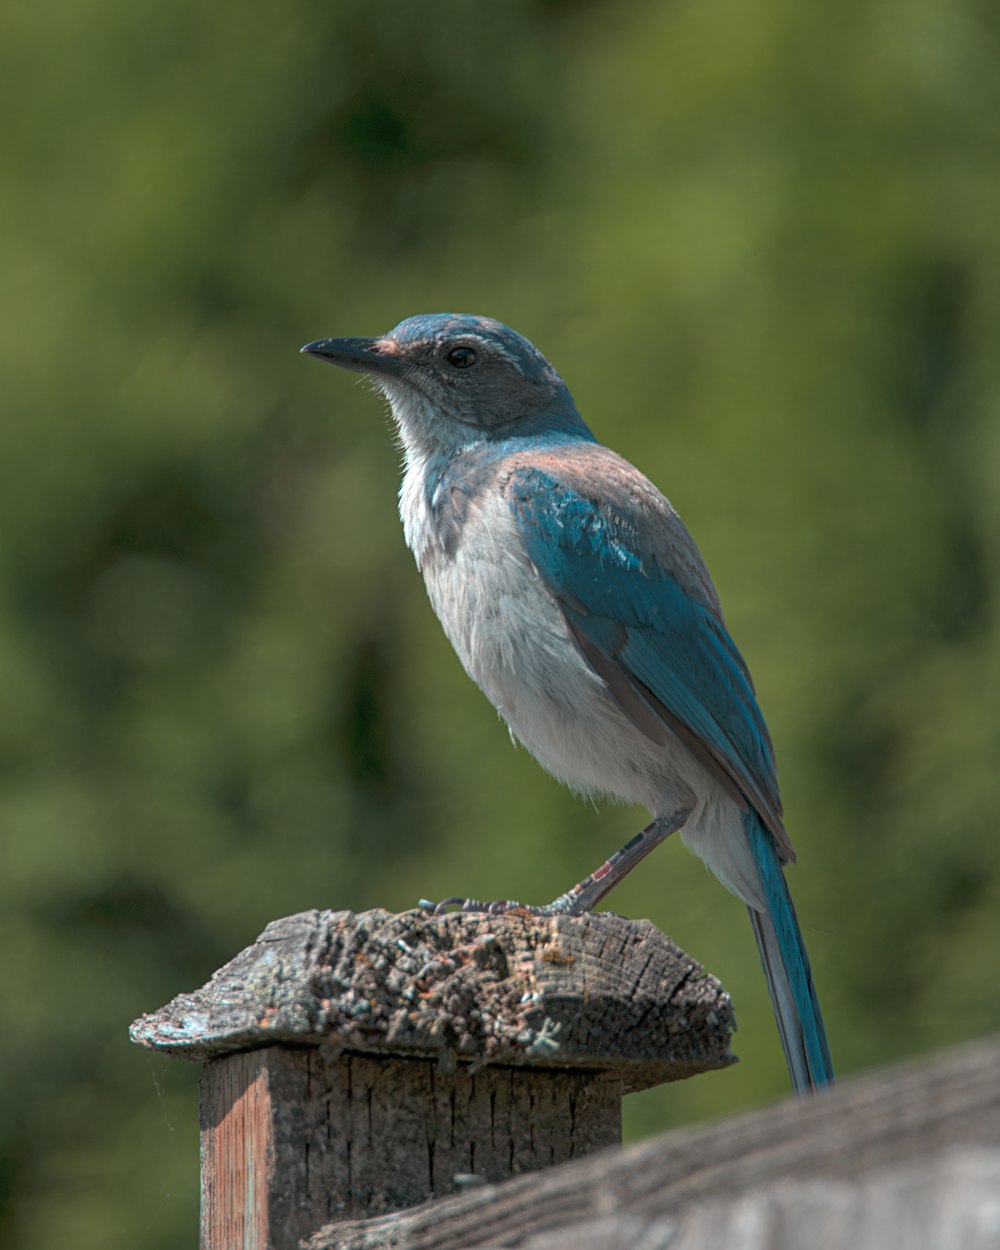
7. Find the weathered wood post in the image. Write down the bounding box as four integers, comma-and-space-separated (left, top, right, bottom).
129, 908, 735, 1250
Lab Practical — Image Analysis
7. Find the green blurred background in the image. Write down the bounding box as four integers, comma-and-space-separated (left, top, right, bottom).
3, 0, 1000, 1244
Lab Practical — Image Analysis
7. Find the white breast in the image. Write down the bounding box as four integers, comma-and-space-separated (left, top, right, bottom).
401, 468, 688, 810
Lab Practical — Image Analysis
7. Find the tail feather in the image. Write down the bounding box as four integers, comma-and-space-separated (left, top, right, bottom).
743, 809, 834, 1094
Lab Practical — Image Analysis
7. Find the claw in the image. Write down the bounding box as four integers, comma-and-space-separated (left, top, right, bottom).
438, 897, 476, 914
418, 896, 540, 916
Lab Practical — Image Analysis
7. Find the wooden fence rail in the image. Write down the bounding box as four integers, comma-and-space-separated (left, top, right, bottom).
315, 1033, 1000, 1250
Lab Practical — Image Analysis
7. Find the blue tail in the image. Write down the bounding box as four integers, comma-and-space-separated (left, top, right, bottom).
743, 809, 834, 1094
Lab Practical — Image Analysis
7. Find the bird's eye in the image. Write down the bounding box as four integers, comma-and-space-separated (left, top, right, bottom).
445, 346, 477, 369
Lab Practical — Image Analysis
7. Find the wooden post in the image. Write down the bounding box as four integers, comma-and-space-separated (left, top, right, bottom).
130, 908, 735, 1250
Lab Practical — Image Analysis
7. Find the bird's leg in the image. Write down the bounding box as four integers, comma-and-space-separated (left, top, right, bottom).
419, 810, 689, 918
540, 811, 688, 913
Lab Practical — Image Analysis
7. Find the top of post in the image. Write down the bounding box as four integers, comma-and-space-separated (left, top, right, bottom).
129, 908, 736, 1093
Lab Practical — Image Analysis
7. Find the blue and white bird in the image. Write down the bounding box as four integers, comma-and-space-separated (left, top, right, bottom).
302, 313, 834, 1095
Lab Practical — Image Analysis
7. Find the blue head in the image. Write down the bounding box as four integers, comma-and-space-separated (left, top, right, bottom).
302, 314, 592, 458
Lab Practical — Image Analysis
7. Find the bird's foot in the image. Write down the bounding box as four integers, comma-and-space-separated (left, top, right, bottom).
417, 814, 690, 922
418, 896, 565, 917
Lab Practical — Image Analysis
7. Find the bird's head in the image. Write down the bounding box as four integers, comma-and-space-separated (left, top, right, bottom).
301, 313, 590, 457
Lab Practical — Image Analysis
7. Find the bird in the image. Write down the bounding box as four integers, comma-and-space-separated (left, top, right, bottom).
301, 313, 834, 1095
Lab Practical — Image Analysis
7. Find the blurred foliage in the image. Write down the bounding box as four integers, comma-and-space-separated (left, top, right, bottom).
2, 0, 1000, 1245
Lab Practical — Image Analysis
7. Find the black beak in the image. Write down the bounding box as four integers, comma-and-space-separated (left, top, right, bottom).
300, 336, 404, 377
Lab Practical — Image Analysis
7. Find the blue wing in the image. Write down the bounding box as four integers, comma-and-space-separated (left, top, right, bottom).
508, 461, 834, 1091
507, 464, 788, 852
